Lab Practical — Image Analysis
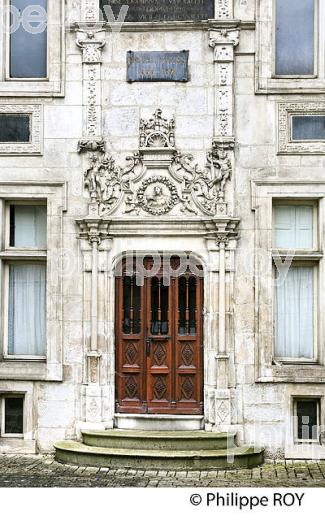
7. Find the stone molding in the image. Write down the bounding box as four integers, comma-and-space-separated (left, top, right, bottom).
278, 101, 325, 155
0, 104, 43, 156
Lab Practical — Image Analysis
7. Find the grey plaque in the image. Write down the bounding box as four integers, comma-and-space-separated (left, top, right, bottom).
100, 0, 214, 23
127, 51, 189, 83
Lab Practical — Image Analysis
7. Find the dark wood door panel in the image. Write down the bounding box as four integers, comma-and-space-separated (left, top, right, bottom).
115, 257, 203, 415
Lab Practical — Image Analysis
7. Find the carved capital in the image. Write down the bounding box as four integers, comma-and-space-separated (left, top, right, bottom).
209, 29, 240, 61
76, 31, 106, 63
77, 215, 110, 246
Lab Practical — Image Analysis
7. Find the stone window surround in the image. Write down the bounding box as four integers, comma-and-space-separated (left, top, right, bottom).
0, 381, 36, 453
284, 385, 325, 459
0, 0, 65, 97
0, 104, 43, 156
251, 180, 325, 383
256, 0, 325, 94
0, 181, 67, 382
278, 102, 325, 155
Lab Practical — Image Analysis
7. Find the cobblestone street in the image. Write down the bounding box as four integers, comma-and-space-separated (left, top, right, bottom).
0, 455, 325, 487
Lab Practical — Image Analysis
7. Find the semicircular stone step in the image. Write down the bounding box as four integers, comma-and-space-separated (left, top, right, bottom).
81, 429, 236, 451
54, 440, 264, 471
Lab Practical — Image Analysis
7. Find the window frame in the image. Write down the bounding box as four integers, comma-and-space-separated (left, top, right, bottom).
278, 102, 325, 155
0, 182, 66, 382
272, 200, 319, 364
256, 0, 325, 93
0, 393, 24, 438
252, 180, 325, 383
0, 0, 65, 97
293, 397, 320, 444
2, 201, 47, 361
272, 0, 318, 79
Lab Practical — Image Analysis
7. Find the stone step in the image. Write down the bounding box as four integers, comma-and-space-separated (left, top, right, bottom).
82, 429, 236, 451
54, 441, 264, 470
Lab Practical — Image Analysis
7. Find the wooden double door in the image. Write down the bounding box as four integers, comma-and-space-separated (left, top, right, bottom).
115, 257, 204, 414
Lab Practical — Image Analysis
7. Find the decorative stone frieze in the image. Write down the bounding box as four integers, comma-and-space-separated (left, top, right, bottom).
82, 110, 235, 217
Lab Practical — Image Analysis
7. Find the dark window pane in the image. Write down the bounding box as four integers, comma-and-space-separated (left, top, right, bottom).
4, 397, 24, 434
296, 400, 318, 440
0, 115, 30, 142
122, 277, 131, 334
151, 277, 159, 335
160, 284, 169, 335
292, 116, 325, 141
133, 281, 141, 334
189, 277, 197, 335
178, 277, 187, 335
275, 0, 315, 75
100, 0, 214, 22
10, 0, 47, 78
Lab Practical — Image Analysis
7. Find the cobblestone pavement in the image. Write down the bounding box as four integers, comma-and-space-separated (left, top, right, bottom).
0, 455, 325, 487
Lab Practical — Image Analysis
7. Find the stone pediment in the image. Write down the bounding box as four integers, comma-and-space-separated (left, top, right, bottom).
84, 110, 234, 218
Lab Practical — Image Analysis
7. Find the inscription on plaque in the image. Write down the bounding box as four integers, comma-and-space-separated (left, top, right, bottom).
127, 51, 189, 83
100, 0, 214, 23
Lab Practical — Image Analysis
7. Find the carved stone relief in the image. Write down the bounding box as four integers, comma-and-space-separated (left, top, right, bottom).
83, 110, 234, 217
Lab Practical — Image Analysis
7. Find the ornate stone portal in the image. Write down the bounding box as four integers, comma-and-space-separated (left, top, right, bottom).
77, 109, 240, 433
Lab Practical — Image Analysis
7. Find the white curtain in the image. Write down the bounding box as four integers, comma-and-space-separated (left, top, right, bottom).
8, 264, 46, 356
275, 266, 314, 359
13, 205, 47, 248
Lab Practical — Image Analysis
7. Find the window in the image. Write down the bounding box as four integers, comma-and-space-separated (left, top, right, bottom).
0, 1, 64, 96
10, 0, 47, 79
275, 0, 315, 77
0, 395, 24, 436
0, 114, 30, 142
273, 202, 318, 361
278, 102, 325, 155
292, 116, 325, 141
293, 398, 320, 443
256, 1, 325, 93
3, 202, 47, 358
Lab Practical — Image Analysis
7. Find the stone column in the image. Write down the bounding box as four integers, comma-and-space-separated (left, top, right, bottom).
206, 13, 240, 430
76, 202, 111, 430
76, 31, 106, 153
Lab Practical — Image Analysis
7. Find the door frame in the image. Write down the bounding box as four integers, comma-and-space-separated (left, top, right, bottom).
114, 254, 205, 415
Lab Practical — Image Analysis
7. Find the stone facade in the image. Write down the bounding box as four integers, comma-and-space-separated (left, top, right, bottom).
0, 0, 324, 460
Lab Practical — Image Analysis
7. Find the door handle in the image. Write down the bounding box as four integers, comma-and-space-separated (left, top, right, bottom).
146, 337, 152, 356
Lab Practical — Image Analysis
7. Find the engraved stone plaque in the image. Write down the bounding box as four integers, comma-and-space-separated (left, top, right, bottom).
100, 0, 214, 23
127, 51, 189, 83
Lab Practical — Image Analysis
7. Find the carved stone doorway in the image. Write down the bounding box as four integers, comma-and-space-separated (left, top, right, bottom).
115, 256, 204, 415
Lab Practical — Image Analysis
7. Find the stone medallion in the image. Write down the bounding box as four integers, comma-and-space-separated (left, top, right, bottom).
137, 176, 179, 215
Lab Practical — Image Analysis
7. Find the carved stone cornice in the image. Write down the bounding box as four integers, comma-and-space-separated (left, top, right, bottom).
76, 31, 106, 63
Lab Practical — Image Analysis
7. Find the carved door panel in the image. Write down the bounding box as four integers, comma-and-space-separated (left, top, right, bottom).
116, 257, 203, 415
